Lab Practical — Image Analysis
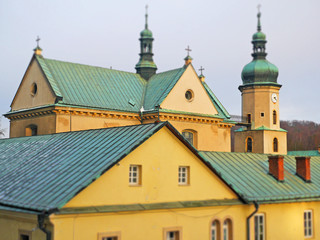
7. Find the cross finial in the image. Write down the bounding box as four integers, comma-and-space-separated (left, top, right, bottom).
257, 4, 262, 31
36, 36, 40, 48
199, 66, 205, 75
145, 5, 149, 29
185, 45, 192, 56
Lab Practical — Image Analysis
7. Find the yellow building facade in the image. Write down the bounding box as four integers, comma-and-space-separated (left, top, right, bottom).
2, 8, 319, 240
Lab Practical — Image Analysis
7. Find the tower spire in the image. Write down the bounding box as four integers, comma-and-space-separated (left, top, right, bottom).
135, 6, 157, 80
145, 5, 148, 29
257, 4, 262, 32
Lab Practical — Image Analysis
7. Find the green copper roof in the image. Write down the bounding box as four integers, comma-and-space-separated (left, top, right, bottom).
140, 28, 153, 38
0, 123, 167, 211
17, 56, 230, 121
200, 151, 320, 203
287, 150, 320, 156
202, 81, 230, 119
36, 56, 146, 112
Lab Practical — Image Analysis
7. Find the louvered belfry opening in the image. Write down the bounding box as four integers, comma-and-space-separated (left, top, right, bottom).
268, 155, 284, 181
295, 156, 311, 182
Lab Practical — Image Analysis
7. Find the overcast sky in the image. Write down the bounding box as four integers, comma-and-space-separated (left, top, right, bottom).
0, 0, 319, 137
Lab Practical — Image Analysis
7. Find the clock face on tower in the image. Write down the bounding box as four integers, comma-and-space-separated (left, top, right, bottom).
271, 93, 277, 103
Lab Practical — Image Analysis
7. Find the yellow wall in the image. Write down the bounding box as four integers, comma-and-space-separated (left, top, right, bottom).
0, 210, 51, 240
241, 86, 281, 130
11, 59, 56, 111
168, 120, 231, 152
9, 114, 56, 138
64, 127, 237, 207
51, 205, 248, 240
234, 129, 287, 155
161, 65, 218, 116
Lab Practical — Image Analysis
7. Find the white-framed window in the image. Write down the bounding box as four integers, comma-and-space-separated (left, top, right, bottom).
304, 210, 313, 238
166, 231, 179, 240
129, 165, 141, 185
178, 166, 190, 185
98, 231, 120, 240
223, 219, 232, 240
254, 214, 265, 240
211, 220, 220, 240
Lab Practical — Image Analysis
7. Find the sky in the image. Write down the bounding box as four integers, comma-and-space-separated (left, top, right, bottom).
0, 0, 319, 137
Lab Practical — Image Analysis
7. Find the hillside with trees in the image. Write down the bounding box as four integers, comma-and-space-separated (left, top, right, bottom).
280, 120, 320, 151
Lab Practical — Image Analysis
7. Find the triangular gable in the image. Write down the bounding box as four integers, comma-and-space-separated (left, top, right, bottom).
10, 55, 57, 111
64, 125, 239, 208
159, 64, 220, 116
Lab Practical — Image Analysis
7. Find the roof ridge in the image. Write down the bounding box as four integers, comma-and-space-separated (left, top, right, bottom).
42, 57, 145, 77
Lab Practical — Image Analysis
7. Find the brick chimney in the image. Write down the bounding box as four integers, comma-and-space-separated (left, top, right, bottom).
296, 156, 311, 182
268, 155, 284, 181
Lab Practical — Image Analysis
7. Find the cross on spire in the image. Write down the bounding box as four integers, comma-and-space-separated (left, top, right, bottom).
145, 5, 148, 29
185, 45, 192, 56
199, 66, 205, 75
36, 36, 40, 48
257, 4, 261, 13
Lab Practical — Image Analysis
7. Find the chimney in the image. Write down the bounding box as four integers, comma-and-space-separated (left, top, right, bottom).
296, 156, 311, 182
268, 155, 284, 181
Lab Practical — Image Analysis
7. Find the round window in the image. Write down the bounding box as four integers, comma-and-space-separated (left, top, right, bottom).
31, 83, 38, 96
185, 90, 194, 101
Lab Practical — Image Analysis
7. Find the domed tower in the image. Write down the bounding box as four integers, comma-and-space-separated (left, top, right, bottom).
135, 6, 157, 80
234, 10, 287, 155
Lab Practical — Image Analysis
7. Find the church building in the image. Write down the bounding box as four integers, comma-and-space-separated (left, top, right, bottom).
1, 8, 320, 240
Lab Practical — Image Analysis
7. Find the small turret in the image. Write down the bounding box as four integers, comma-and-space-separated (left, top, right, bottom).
33, 36, 42, 56
135, 6, 157, 80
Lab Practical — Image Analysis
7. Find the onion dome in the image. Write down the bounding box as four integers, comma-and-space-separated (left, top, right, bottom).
240, 11, 280, 87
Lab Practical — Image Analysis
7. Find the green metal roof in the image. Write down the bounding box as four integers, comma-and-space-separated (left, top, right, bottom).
24, 56, 229, 121
0, 122, 167, 211
287, 150, 320, 156
202, 81, 230, 119
200, 151, 320, 203
36, 56, 147, 112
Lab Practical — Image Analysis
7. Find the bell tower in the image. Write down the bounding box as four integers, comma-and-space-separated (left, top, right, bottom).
135, 6, 157, 80
234, 9, 287, 155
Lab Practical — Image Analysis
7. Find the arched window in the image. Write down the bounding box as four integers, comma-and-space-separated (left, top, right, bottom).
247, 114, 252, 124
273, 138, 278, 152
273, 110, 277, 125
246, 137, 253, 152
182, 130, 197, 146
25, 125, 38, 136
223, 219, 233, 240
211, 220, 220, 240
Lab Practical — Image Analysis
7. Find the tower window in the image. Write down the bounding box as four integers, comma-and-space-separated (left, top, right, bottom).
260, 112, 264, 117
247, 114, 252, 124
25, 125, 38, 136
273, 110, 277, 124
246, 137, 253, 152
273, 138, 278, 152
